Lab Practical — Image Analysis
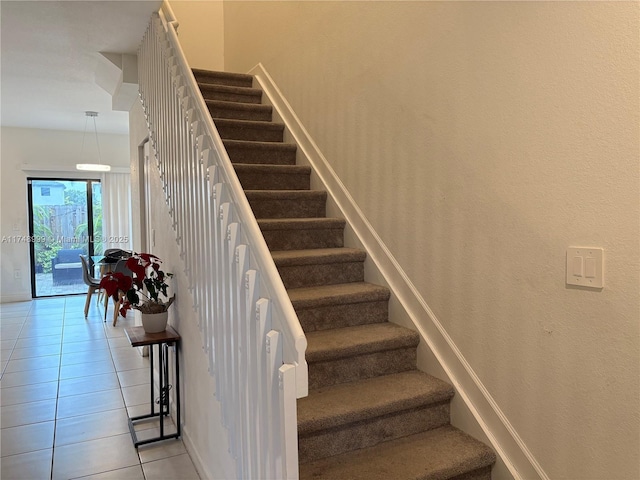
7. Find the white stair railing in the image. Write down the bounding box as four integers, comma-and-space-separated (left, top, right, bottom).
137, 3, 307, 479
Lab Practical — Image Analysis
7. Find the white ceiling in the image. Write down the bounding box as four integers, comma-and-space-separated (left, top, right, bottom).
1, 1, 163, 135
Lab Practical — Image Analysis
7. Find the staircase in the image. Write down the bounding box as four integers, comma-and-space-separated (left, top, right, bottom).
194, 68, 496, 480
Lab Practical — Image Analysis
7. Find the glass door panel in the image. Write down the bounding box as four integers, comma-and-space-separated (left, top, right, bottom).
28, 178, 101, 297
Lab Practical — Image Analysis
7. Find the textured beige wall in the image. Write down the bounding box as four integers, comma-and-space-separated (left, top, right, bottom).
170, 0, 224, 71
223, 2, 640, 479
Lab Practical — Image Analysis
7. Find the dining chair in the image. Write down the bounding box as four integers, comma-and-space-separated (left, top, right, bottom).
93, 250, 128, 303
79, 255, 109, 319
112, 258, 134, 327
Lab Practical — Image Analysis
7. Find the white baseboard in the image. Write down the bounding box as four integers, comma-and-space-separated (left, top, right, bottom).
181, 426, 212, 480
250, 62, 548, 480
0, 293, 32, 304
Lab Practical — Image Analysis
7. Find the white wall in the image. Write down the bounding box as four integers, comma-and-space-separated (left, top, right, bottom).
0, 127, 129, 302
223, 2, 640, 479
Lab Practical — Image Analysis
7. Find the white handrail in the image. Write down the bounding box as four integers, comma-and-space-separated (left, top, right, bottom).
137, 2, 307, 478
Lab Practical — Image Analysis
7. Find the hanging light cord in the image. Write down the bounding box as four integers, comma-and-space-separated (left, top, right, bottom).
80, 113, 90, 160
91, 113, 102, 164
77, 111, 109, 171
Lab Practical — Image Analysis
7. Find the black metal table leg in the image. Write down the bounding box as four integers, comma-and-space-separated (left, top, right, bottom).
124, 326, 181, 448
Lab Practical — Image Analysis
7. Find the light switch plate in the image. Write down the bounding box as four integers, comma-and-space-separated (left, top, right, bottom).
566, 247, 604, 288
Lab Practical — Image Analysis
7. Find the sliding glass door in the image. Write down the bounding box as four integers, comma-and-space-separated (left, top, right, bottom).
28, 178, 102, 297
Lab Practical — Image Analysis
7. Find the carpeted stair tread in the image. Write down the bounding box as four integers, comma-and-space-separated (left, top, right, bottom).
245, 190, 327, 219
299, 425, 496, 480
298, 370, 454, 434
223, 139, 298, 165
244, 190, 326, 199
272, 248, 366, 288
257, 217, 345, 230
215, 118, 284, 142
290, 282, 390, 332
258, 218, 345, 250
272, 248, 366, 266
192, 68, 253, 88
206, 100, 272, 121
288, 282, 390, 308
297, 370, 454, 463
305, 322, 419, 363
233, 163, 310, 176
234, 163, 311, 190
198, 83, 262, 103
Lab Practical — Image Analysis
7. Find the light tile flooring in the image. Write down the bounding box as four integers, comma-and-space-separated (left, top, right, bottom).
0, 295, 200, 480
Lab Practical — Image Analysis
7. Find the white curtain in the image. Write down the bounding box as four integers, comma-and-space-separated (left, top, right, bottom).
101, 172, 132, 252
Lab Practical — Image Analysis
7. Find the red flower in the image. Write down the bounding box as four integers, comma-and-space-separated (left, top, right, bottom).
98, 252, 173, 316
100, 272, 132, 300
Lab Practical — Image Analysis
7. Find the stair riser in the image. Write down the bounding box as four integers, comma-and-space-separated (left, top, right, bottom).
200, 88, 262, 104
261, 228, 345, 251
308, 348, 417, 390
248, 197, 326, 219
278, 262, 364, 289
193, 71, 253, 88
294, 300, 389, 332
225, 144, 297, 166
207, 104, 272, 122
236, 171, 310, 190
216, 123, 283, 142
299, 402, 450, 464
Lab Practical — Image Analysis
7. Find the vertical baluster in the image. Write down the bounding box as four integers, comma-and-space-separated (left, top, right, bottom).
190, 118, 201, 315
158, 45, 168, 183
219, 201, 233, 430
236, 244, 252, 478
181, 87, 191, 262
213, 183, 226, 400
181, 91, 193, 280
181, 93, 193, 284
266, 328, 283, 479
158, 37, 167, 182
206, 166, 220, 373
158, 39, 168, 179
280, 364, 299, 480
186, 107, 198, 299
164, 56, 176, 211
199, 145, 213, 352
256, 298, 271, 478
194, 122, 208, 322
152, 21, 159, 146
170, 71, 180, 230
175, 80, 186, 251
227, 221, 242, 474
246, 269, 261, 477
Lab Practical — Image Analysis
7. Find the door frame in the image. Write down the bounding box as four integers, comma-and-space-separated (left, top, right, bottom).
27, 177, 100, 298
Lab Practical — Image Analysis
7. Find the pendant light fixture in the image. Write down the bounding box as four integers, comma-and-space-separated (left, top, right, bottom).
76, 111, 111, 172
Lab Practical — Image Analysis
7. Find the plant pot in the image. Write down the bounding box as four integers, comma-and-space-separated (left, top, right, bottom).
141, 311, 168, 333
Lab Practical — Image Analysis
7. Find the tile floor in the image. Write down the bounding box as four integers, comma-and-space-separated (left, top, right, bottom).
0, 295, 200, 480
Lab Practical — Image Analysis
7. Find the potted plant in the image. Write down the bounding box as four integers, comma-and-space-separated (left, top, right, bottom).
100, 252, 175, 333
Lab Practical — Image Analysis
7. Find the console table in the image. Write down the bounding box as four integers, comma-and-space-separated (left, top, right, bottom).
124, 326, 181, 447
